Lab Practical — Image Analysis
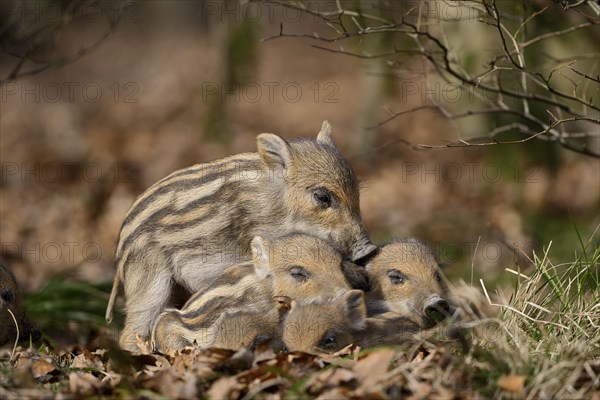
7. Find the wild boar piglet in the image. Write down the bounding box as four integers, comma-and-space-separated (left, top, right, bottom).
108, 121, 376, 351
282, 290, 366, 354
282, 290, 423, 352
365, 239, 452, 328
0, 263, 41, 346
151, 233, 352, 353
208, 298, 290, 352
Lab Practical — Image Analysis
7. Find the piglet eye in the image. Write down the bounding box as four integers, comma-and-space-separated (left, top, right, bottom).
318, 329, 339, 351
387, 269, 406, 285
313, 187, 332, 208
290, 266, 309, 282
1, 289, 14, 303
250, 335, 271, 351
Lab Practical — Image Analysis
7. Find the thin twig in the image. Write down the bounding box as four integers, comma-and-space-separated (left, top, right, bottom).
520, 22, 597, 49
1, 1, 126, 84
257, 0, 600, 157
7, 309, 19, 363
568, 65, 600, 83
241, 378, 286, 400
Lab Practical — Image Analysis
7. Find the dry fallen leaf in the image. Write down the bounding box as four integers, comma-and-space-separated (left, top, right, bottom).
71, 353, 103, 370
135, 335, 153, 354
431, 384, 456, 400
11, 365, 37, 389
224, 347, 254, 373
317, 386, 352, 399
208, 375, 246, 399
101, 370, 122, 387
142, 368, 199, 399
30, 359, 56, 378
353, 349, 395, 387
498, 374, 526, 396
144, 354, 171, 374
69, 371, 101, 397
306, 367, 357, 395
413, 381, 433, 398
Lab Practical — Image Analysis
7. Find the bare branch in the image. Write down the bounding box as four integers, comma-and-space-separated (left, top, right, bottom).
488, 1, 524, 71
310, 45, 426, 59
366, 106, 600, 157
256, 0, 600, 158
0, 1, 127, 84
568, 65, 600, 84
261, 23, 408, 43
401, 19, 600, 114
519, 22, 597, 49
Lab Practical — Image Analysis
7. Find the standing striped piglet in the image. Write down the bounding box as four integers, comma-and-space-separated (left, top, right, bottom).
106, 121, 376, 351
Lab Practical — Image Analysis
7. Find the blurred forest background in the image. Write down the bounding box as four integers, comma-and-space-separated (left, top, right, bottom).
0, 0, 598, 338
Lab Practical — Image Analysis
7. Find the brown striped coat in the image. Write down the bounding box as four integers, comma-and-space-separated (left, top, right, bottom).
365, 239, 452, 328
150, 234, 352, 353
281, 290, 421, 354
107, 121, 376, 351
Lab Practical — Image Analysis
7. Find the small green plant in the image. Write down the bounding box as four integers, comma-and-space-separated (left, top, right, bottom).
6, 229, 598, 398
23, 275, 122, 343
472, 226, 600, 398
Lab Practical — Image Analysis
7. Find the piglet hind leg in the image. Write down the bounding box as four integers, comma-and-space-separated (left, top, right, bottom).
119, 255, 173, 352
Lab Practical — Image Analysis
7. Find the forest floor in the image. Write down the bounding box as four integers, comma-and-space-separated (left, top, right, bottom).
1, 236, 598, 399
1, 5, 599, 399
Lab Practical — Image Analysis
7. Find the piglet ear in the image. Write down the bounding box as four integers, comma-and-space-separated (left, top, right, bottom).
257, 133, 291, 168
251, 236, 270, 278
343, 290, 367, 329
316, 120, 334, 146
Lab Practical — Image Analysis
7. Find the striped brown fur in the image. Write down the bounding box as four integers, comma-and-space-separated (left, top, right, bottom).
150, 233, 352, 353
282, 290, 366, 354
281, 291, 422, 354
365, 239, 452, 328
107, 121, 376, 351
